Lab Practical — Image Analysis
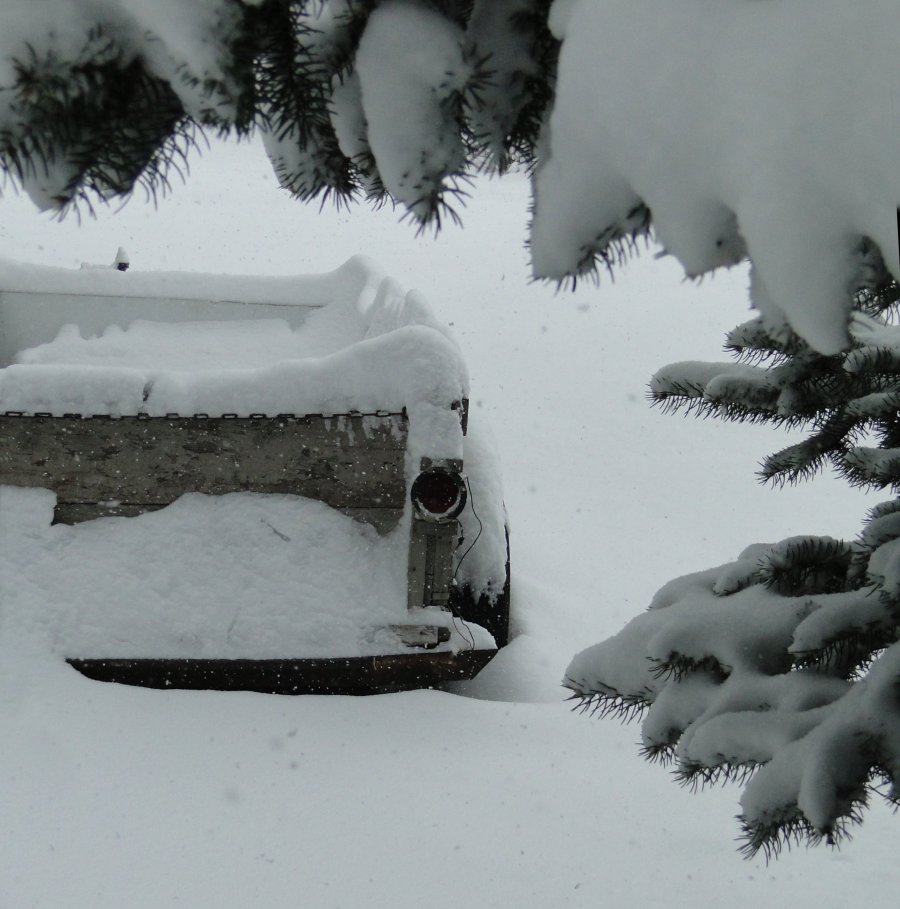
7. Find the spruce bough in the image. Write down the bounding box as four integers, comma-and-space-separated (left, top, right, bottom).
0, 1, 557, 225
565, 268, 900, 858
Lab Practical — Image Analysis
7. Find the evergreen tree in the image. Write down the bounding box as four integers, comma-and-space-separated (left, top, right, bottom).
565, 261, 900, 858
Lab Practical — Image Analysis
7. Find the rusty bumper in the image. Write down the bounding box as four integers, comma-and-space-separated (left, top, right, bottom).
67, 649, 497, 695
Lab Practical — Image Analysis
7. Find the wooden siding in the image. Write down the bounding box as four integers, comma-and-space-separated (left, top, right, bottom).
0, 413, 407, 531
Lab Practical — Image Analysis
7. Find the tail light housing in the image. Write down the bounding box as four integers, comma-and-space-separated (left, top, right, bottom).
410, 466, 467, 521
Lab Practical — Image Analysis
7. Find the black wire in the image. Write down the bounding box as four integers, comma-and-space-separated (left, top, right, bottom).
453, 475, 483, 583
449, 475, 483, 651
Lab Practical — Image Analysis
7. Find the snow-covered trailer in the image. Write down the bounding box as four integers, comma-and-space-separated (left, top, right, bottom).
0, 256, 509, 694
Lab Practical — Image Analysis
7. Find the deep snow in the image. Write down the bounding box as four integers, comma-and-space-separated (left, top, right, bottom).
0, 138, 896, 907
0, 484, 497, 659
0, 255, 469, 420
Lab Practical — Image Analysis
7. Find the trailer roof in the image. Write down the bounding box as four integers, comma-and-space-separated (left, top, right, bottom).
0, 254, 379, 307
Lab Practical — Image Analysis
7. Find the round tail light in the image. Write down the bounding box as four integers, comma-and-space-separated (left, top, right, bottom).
410, 468, 467, 521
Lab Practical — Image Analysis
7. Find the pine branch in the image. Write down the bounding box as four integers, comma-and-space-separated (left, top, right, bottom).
638, 742, 677, 765
648, 654, 729, 684
838, 446, 900, 489
546, 203, 652, 291
853, 244, 900, 318
580, 277, 900, 855
3, 40, 196, 210
725, 317, 812, 362
253, 0, 356, 202
844, 345, 900, 380
676, 759, 760, 793
738, 761, 895, 861
754, 536, 853, 596
738, 807, 850, 862
758, 412, 860, 487
565, 687, 651, 723
791, 627, 896, 680
759, 437, 833, 487
466, 0, 558, 174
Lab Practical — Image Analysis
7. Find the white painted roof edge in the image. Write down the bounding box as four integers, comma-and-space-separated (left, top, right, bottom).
0, 253, 383, 308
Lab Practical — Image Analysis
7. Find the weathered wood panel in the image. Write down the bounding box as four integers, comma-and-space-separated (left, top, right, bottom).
407, 517, 459, 609
0, 413, 407, 529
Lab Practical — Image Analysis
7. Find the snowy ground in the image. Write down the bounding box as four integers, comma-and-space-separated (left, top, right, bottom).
1, 140, 895, 907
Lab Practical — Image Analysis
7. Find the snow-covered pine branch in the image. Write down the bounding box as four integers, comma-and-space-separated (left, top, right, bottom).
569, 279, 900, 857
649, 300, 900, 490
566, 529, 900, 859
8, 1, 900, 359
0, 0, 556, 227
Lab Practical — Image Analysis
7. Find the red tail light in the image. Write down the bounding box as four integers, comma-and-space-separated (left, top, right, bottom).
410, 468, 467, 521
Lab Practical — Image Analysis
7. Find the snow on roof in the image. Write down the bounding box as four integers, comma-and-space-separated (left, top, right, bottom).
0, 253, 374, 306
0, 255, 469, 421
